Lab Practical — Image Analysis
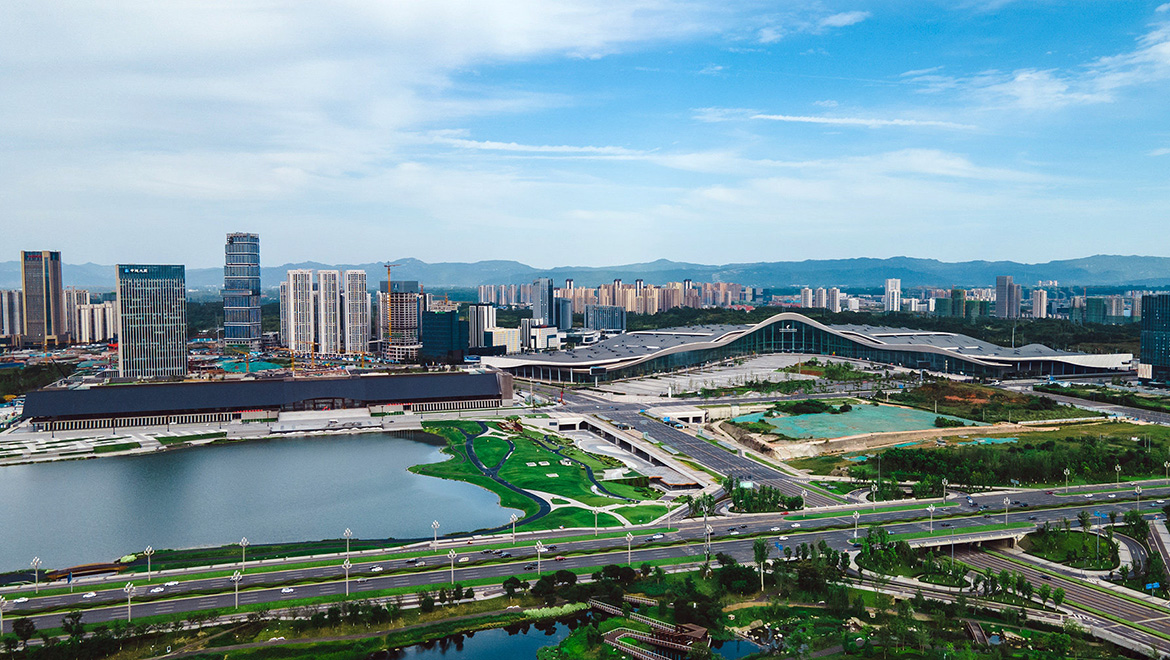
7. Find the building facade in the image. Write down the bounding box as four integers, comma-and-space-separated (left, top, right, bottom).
343, 270, 370, 355
224, 233, 261, 349
883, 278, 901, 312
584, 304, 626, 332
995, 275, 1022, 319
0, 290, 23, 338
284, 269, 316, 354
1031, 289, 1048, 319
21, 250, 65, 346
1140, 294, 1170, 384
116, 265, 187, 379
467, 303, 496, 349
532, 277, 555, 325
316, 270, 342, 355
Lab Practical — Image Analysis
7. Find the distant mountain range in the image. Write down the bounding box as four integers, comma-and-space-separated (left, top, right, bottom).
0, 255, 1167, 291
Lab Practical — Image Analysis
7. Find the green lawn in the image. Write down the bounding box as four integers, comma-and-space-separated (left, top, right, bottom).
472, 435, 511, 469
889, 522, 1033, 541
788, 500, 959, 521
159, 431, 228, 444
1020, 529, 1119, 570
413, 424, 539, 519
519, 506, 621, 531
93, 441, 140, 453
613, 504, 670, 525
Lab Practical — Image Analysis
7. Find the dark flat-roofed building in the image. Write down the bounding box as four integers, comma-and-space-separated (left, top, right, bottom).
23, 371, 513, 431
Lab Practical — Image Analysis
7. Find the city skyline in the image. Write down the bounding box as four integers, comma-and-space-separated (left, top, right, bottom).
4, 2, 1170, 268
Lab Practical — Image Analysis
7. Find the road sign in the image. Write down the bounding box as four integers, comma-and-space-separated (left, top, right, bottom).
1147, 582, 1160, 590
774, 542, 783, 551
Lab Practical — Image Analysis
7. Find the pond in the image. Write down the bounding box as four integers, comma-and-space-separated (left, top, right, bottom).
734, 404, 978, 439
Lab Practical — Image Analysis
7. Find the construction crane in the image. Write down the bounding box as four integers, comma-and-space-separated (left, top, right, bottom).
384, 263, 400, 361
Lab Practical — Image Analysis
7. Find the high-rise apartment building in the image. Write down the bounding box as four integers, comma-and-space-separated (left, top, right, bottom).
116, 265, 187, 379
343, 270, 370, 355
285, 269, 316, 354
21, 250, 65, 345
0, 290, 22, 338
467, 303, 496, 349
995, 276, 1022, 319
77, 301, 118, 343
1031, 289, 1048, 319
813, 288, 827, 309
316, 270, 342, 355
63, 287, 90, 340
827, 288, 841, 313
224, 233, 261, 349
278, 281, 289, 347
883, 278, 901, 312
555, 298, 573, 331
532, 277, 555, 325
800, 287, 814, 308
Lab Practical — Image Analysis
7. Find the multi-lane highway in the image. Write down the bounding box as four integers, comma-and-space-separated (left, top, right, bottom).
7, 480, 1170, 639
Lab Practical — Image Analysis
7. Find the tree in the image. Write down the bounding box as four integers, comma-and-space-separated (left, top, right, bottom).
12, 618, 36, 650
1052, 587, 1066, 610
61, 610, 85, 640
1037, 583, 1052, 608
753, 538, 772, 592
1077, 510, 1092, 542
503, 576, 522, 600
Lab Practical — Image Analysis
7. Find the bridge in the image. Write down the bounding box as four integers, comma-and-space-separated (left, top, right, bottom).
902, 526, 1033, 551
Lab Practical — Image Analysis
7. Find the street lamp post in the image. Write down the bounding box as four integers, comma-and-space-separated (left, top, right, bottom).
1003, 496, 1010, 525
343, 528, 353, 560
239, 537, 250, 573
232, 571, 241, 608
800, 489, 807, 509
343, 559, 352, 596
432, 520, 441, 550
870, 485, 877, 512
928, 504, 936, 532
1064, 468, 1070, 494
1165, 461, 1170, 485
510, 514, 518, 545
941, 478, 949, 502
447, 550, 457, 584
852, 510, 860, 540
594, 508, 600, 536
31, 557, 41, 594
123, 582, 136, 622
1116, 464, 1121, 487
705, 525, 712, 561
144, 546, 154, 582
535, 541, 546, 574
0, 596, 6, 636
1136, 486, 1143, 512
626, 532, 634, 566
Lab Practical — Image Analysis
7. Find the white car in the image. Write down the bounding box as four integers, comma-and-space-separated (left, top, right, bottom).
1158, 500, 1165, 504
730, 531, 740, 536
769, 527, 781, 532
651, 534, 664, 540
13, 597, 28, 604
280, 587, 294, 594
1109, 494, 1116, 498
165, 581, 179, 586
82, 592, 96, 599
791, 523, 801, 528
458, 557, 469, 563
150, 587, 164, 594
1084, 494, 1093, 498
778, 536, 789, 541
371, 566, 383, 572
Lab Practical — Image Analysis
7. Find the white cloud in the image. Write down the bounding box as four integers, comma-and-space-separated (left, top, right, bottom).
900, 66, 945, 78
1158, 3, 1170, 13
751, 113, 976, 130
691, 107, 758, 122
427, 133, 642, 156
818, 11, 871, 29
1150, 148, 1170, 156
698, 64, 725, 75
813, 99, 839, 108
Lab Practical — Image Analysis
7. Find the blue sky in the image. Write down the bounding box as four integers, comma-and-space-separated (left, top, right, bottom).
3, 1, 1169, 268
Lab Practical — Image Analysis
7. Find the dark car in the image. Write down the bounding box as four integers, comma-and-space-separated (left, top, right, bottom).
524, 562, 537, 570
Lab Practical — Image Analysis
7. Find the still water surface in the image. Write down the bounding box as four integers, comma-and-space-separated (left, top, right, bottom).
0, 432, 517, 570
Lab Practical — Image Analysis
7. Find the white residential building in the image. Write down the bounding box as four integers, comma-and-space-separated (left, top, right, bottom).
285, 270, 315, 354
800, 287, 814, 308
1032, 289, 1048, 319
827, 288, 841, 313
316, 270, 342, 355
63, 287, 90, 341
884, 278, 901, 312
343, 270, 370, 355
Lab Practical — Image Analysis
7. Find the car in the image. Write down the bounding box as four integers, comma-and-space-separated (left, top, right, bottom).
1028, 516, 1038, 521
524, 562, 538, 570
356, 577, 369, 583
727, 527, 738, 532
150, 587, 164, 594
778, 536, 789, 541
13, 597, 28, 604
651, 534, 664, 540
940, 523, 951, 528
406, 558, 419, 564
481, 549, 493, 554
739, 524, 748, 529
371, 566, 383, 572
769, 527, 781, 532
499, 552, 511, 558
458, 557, 470, 563
1108, 494, 1116, 498
983, 514, 991, 518
416, 561, 425, 566
506, 605, 521, 610
280, 587, 294, 594
1084, 493, 1093, 498
546, 545, 557, 551
492, 549, 504, 556
1046, 490, 1054, 495
555, 555, 566, 561
1159, 500, 1166, 504
730, 531, 739, 535
165, 581, 179, 586
791, 523, 801, 528
82, 592, 96, 599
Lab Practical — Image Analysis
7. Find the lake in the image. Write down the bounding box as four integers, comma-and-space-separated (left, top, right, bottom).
0, 432, 518, 570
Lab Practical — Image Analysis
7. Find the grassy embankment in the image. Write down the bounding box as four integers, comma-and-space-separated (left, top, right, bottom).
890, 381, 1102, 423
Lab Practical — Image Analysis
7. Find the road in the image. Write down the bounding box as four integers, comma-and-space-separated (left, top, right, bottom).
957, 549, 1170, 653
8, 482, 1170, 636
